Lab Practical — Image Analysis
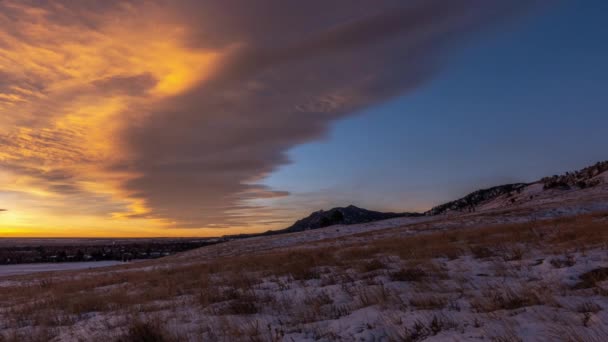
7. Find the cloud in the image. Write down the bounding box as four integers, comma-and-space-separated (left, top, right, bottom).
116, 0, 533, 228
0, 0, 534, 232
90, 74, 158, 97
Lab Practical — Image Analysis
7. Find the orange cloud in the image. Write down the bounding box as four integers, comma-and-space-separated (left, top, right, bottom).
0, 1, 224, 235
0, 0, 531, 237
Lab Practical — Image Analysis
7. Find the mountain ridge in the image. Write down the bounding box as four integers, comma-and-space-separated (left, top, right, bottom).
225, 160, 608, 239
282, 205, 420, 234
427, 160, 608, 216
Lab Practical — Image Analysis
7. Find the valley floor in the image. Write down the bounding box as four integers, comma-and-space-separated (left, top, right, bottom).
1, 207, 608, 341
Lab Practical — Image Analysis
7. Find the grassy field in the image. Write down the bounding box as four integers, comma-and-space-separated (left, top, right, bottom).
1, 212, 608, 341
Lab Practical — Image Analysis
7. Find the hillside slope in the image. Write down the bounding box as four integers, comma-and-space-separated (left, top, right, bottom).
225, 161, 608, 240
3, 191, 608, 341
428, 161, 608, 216
282, 205, 416, 233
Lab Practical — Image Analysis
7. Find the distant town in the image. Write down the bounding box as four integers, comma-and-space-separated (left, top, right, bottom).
0, 238, 226, 265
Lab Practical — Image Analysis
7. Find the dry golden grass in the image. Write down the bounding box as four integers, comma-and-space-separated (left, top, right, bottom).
0, 212, 606, 340
469, 285, 547, 313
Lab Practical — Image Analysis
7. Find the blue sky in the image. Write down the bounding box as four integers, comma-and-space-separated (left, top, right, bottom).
263, 1, 608, 214
2, 1, 607, 236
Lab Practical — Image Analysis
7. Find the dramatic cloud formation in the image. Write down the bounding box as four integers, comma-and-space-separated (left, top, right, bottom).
0, 0, 531, 236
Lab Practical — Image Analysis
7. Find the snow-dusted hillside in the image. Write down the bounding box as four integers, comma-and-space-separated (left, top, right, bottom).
428, 162, 608, 216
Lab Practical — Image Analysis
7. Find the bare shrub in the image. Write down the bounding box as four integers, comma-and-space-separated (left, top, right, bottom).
394, 315, 458, 342
65, 294, 108, 316
391, 268, 427, 282
409, 295, 447, 310
328, 304, 352, 319
573, 267, 608, 289
358, 258, 386, 273
115, 319, 176, 342
225, 299, 258, 315
576, 301, 602, 313
501, 246, 525, 261
303, 290, 334, 308
550, 254, 576, 268
214, 318, 266, 341
217, 291, 259, 315
295, 290, 335, 320
470, 245, 496, 259
471, 286, 542, 313
357, 284, 393, 307
198, 285, 224, 308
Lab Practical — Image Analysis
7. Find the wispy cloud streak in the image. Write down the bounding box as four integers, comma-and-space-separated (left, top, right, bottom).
0, 0, 533, 234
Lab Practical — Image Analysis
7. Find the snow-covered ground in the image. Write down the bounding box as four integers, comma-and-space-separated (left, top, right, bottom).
26, 216, 606, 342
474, 178, 608, 214
0, 186, 607, 341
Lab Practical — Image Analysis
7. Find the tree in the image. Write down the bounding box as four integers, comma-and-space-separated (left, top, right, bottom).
331, 210, 344, 223
319, 216, 332, 228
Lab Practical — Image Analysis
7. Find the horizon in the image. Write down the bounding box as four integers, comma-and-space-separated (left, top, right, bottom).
1, 1, 608, 238
1, 158, 603, 239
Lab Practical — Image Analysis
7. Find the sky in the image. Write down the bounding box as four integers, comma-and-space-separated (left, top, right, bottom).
0, 1, 607, 237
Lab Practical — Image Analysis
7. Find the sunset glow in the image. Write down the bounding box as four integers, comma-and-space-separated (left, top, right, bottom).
0, 1, 225, 236
1, 1, 607, 237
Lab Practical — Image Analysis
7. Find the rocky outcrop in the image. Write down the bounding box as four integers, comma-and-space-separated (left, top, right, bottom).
541, 161, 608, 190
426, 183, 528, 215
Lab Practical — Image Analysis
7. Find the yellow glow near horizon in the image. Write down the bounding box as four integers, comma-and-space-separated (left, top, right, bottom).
0, 219, 277, 238
0, 2, 227, 237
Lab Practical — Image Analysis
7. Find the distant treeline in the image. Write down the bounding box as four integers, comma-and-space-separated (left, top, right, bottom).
0, 239, 224, 265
